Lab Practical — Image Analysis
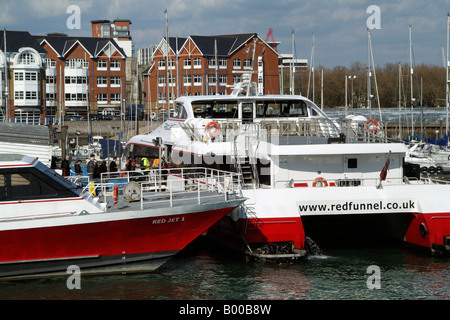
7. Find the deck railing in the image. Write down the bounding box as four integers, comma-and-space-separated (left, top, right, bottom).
80, 167, 242, 211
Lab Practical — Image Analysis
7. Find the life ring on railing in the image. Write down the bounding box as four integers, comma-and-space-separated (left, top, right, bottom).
312, 177, 328, 187
113, 184, 119, 206
206, 121, 220, 137
366, 119, 378, 133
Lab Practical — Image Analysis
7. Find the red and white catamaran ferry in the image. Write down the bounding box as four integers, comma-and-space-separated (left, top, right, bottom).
125, 81, 450, 258
0, 154, 244, 279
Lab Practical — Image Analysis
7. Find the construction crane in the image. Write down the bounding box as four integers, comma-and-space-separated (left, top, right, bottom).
265, 28, 277, 51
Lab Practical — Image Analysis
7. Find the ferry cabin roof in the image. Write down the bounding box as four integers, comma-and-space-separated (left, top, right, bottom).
172, 94, 330, 121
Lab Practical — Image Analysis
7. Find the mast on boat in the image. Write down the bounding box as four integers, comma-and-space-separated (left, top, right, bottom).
446, 13, 449, 138
409, 25, 414, 138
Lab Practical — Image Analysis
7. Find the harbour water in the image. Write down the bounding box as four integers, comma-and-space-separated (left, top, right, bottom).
0, 237, 448, 301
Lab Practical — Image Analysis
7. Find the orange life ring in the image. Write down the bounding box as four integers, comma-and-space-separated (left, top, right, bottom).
113, 184, 119, 205
312, 177, 328, 187
206, 121, 220, 137
366, 118, 378, 133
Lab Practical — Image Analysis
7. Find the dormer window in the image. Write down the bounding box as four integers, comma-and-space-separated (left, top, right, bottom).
18, 52, 36, 65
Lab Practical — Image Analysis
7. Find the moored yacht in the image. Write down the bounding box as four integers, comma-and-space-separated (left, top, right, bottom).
124, 81, 450, 257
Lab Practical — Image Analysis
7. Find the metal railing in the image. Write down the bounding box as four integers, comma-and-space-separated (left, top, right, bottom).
79, 167, 242, 211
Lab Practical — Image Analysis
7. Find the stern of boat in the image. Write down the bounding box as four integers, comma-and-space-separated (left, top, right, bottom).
404, 212, 450, 255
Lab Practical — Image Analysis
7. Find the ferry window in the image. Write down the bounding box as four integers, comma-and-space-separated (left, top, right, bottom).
193, 102, 212, 118
242, 103, 253, 119
0, 174, 5, 200
193, 101, 238, 119
289, 101, 307, 116
347, 158, 358, 169
212, 102, 238, 119
265, 102, 281, 117
172, 103, 187, 119
10, 173, 57, 200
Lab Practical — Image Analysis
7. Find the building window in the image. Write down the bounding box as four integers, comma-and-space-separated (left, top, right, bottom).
183, 59, 191, 69
25, 91, 37, 100
97, 76, 108, 87
97, 93, 108, 103
97, 60, 107, 70
193, 58, 201, 69
45, 58, 56, 68
193, 74, 202, 86
46, 93, 56, 101
219, 58, 227, 68
111, 93, 121, 103
208, 74, 216, 85
158, 60, 165, 69
101, 24, 110, 38
233, 59, 241, 69
66, 59, 88, 69
168, 75, 176, 86
25, 72, 37, 81
14, 72, 24, 81
168, 59, 175, 69
111, 76, 121, 87
233, 75, 241, 84
158, 75, 165, 86
208, 58, 216, 68
14, 91, 24, 99
110, 61, 121, 70
219, 75, 227, 85
244, 59, 252, 69
18, 53, 36, 65
46, 76, 56, 84
65, 93, 87, 101
183, 75, 191, 86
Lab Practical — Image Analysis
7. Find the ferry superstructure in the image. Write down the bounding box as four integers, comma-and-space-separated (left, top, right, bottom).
124, 82, 450, 257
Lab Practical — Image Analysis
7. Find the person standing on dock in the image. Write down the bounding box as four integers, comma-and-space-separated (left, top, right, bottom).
110, 157, 118, 173
61, 156, 70, 177
87, 154, 97, 180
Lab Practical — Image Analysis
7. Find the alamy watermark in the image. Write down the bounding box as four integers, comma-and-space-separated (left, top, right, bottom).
366, 5, 381, 30
366, 265, 381, 290
66, 265, 81, 290
66, 5, 81, 30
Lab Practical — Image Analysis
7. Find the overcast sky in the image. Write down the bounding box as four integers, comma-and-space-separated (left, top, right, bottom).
1, 0, 449, 68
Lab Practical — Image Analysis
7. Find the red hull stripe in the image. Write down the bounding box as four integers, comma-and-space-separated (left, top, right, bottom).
0, 207, 233, 264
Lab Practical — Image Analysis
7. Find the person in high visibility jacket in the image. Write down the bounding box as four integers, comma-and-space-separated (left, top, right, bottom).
141, 156, 150, 170
152, 158, 160, 168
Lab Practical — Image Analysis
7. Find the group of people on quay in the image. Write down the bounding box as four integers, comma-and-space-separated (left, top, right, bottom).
51, 152, 168, 181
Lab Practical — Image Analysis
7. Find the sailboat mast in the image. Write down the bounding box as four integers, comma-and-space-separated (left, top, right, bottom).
165, 9, 169, 119
3, 30, 9, 122
398, 63, 402, 139
312, 32, 315, 103
290, 29, 294, 95
409, 25, 414, 138
367, 29, 371, 118
446, 14, 449, 136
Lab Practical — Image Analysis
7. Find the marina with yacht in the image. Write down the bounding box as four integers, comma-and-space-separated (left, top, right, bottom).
0, 3, 449, 303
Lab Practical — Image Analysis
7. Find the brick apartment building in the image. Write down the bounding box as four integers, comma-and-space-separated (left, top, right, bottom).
144, 33, 280, 117
37, 34, 127, 121
0, 30, 127, 124
0, 31, 47, 123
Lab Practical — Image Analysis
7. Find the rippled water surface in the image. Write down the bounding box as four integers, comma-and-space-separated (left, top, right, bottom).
1, 239, 448, 300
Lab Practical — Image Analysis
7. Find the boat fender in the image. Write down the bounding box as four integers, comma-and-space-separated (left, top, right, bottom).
113, 184, 119, 207
206, 121, 220, 137
420, 166, 428, 173
428, 166, 436, 174
419, 222, 428, 238
88, 181, 96, 196
312, 177, 328, 187
365, 119, 378, 133
436, 166, 443, 173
